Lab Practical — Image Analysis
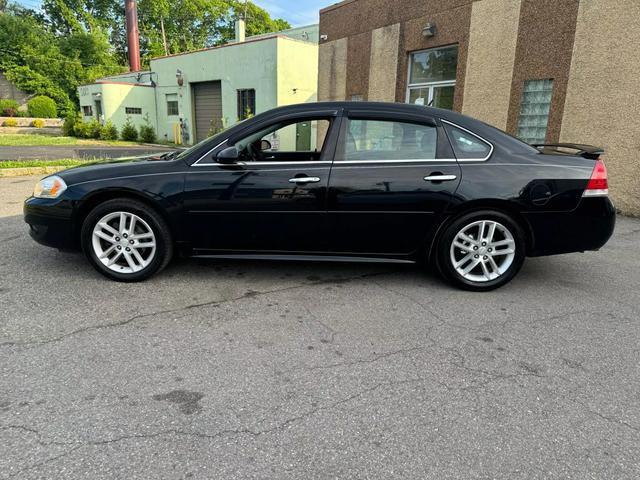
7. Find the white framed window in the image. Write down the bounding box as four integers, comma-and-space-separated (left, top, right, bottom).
516, 79, 554, 144
406, 45, 458, 110
125, 107, 142, 115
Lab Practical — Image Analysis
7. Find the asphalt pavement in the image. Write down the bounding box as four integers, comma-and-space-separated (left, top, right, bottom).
1, 176, 639, 479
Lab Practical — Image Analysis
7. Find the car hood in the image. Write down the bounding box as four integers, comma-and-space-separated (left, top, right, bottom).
56, 154, 185, 186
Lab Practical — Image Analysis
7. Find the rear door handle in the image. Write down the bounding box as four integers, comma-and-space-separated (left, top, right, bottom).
289, 177, 321, 184
424, 174, 457, 182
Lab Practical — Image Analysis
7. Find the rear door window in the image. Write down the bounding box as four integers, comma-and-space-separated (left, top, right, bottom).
337, 118, 437, 161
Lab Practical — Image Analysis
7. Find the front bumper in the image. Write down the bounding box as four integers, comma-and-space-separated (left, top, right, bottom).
524, 197, 616, 257
24, 197, 78, 250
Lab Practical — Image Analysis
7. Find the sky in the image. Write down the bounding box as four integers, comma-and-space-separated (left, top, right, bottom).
15, 0, 336, 27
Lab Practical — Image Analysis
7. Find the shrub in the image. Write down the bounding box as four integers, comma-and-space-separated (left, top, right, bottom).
31, 118, 45, 128
100, 121, 118, 140
63, 112, 79, 137
16, 110, 29, 118
120, 117, 138, 141
27, 96, 57, 118
139, 114, 156, 143
2, 118, 18, 127
0, 99, 20, 117
73, 119, 91, 138
86, 119, 102, 139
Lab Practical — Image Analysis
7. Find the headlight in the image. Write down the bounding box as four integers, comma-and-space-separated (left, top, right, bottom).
33, 175, 67, 199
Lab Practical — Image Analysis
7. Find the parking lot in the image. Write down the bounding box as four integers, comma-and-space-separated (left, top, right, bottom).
1, 175, 639, 479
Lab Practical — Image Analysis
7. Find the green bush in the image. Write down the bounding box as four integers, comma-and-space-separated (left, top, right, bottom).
31, 118, 45, 128
63, 112, 79, 137
0, 99, 20, 117
73, 119, 91, 138
16, 110, 29, 118
27, 96, 57, 118
139, 114, 156, 143
2, 118, 19, 127
120, 117, 138, 141
86, 119, 102, 139
99, 121, 118, 141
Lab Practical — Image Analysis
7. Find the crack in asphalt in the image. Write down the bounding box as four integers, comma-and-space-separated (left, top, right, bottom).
0, 271, 392, 349
0, 374, 430, 477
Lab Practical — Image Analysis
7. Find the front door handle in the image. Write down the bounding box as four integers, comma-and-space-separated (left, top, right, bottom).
424, 174, 457, 182
289, 176, 321, 184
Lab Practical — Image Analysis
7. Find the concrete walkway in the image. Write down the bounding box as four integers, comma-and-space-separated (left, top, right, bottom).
0, 144, 176, 161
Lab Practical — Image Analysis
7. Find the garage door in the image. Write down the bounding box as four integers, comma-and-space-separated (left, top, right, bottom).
192, 81, 222, 143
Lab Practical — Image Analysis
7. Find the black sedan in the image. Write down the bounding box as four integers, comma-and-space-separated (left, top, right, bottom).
24, 102, 615, 290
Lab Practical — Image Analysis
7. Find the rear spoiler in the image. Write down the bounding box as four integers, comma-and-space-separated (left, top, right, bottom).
531, 143, 604, 160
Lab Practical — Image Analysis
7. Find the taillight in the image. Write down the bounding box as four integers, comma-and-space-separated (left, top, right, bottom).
583, 159, 608, 197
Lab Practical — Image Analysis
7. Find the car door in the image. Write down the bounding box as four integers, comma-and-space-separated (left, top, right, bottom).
326, 111, 461, 256
183, 112, 340, 253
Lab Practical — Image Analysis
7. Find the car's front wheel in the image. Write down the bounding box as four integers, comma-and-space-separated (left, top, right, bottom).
81, 199, 173, 282
436, 210, 526, 291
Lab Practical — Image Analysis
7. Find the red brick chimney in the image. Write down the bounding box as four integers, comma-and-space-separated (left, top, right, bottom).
125, 0, 141, 72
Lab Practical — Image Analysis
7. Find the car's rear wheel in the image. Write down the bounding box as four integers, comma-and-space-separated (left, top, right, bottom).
81, 199, 173, 282
436, 210, 525, 291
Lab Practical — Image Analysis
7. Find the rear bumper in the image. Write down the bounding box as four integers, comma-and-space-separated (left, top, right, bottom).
24, 197, 78, 250
524, 197, 616, 257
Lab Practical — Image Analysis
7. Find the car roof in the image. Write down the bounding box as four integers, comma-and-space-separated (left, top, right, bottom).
263, 101, 478, 128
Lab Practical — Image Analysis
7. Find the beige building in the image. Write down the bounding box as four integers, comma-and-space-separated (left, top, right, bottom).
318, 0, 640, 215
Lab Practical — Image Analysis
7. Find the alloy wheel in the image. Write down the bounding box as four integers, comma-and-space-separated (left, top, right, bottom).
91, 211, 157, 274
449, 220, 516, 283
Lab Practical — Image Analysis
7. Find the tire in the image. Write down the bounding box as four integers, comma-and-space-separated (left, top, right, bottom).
81, 198, 173, 282
435, 210, 526, 291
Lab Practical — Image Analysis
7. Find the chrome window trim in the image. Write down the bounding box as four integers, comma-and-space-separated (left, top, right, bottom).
192, 139, 229, 166
441, 119, 494, 162
337, 158, 458, 164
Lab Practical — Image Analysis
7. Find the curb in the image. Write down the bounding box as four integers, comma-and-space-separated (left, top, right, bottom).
0, 166, 67, 177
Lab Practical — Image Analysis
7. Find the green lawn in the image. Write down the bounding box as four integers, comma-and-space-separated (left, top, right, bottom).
0, 159, 92, 169
0, 134, 140, 147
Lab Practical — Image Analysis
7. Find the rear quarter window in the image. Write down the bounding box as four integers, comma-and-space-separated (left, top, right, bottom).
444, 123, 492, 160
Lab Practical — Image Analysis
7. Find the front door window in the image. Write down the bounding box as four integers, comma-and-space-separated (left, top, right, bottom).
406, 45, 458, 109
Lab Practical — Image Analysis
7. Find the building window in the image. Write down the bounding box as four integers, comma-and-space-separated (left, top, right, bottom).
237, 89, 255, 120
350, 94, 364, 102
406, 45, 458, 110
125, 107, 142, 115
517, 79, 554, 144
166, 94, 179, 116
82, 105, 93, 116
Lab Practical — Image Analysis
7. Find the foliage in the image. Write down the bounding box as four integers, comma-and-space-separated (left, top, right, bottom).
0, 133, 138, 146
138, 113, 156, 143
0, 99, 20, 116
41, 0, 291, 62
99, 120, 118, 140
208, 117, 228, 137
86, 118, 102, 138
62, 111, 78, 136
0, 9, 122, 115
31, 118, 45, 128
27, 95, 57, 118
120, 117, 138, 141
0, 159, 92, 169
1, 1, 290, 113
2, 118, 18, 127
73, 118, 90, 138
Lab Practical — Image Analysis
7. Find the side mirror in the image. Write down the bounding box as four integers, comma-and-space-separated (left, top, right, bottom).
216, 146, 239, 164
260, 139, 272, 152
